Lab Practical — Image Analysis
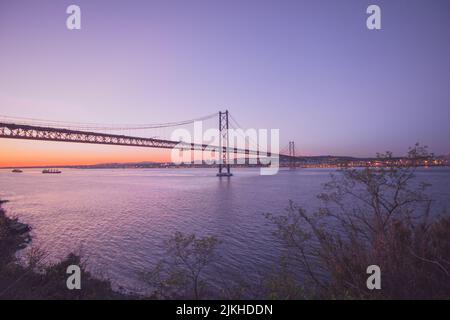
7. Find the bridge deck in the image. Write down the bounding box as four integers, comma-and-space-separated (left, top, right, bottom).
0, 122, 295, 161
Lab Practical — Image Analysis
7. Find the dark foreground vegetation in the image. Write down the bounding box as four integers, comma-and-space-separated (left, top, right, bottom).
264, 144, 450, 299
1, 144, 449, 299
141, 144, 450, 299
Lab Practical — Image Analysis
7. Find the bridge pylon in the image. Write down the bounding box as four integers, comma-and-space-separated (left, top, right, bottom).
217, 110, 233, 177
289, 141, 296, 169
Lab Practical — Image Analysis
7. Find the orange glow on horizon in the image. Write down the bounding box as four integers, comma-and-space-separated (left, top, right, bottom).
0, 139, 172, 167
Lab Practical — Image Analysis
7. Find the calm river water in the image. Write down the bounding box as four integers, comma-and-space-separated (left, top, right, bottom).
1, 167, 449, 294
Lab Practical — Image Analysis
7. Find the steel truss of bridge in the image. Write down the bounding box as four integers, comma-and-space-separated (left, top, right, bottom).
0, 121, 293, 161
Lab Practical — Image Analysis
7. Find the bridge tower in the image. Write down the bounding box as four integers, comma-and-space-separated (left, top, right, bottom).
289, 141, 296, 169
217, 110, 233, 177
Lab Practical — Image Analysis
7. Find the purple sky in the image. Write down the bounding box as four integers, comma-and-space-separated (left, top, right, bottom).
1, 0, 449, 157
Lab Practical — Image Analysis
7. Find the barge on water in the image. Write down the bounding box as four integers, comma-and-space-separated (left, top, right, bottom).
42, 169, 62, 174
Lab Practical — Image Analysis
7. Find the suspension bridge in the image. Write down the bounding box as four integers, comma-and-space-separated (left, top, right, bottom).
0, 111, 301, 176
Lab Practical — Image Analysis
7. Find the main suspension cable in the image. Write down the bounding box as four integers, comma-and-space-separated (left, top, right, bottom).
0, 112, 218, 131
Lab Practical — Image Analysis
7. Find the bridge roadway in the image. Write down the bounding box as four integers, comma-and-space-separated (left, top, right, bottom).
0, 122, 296, 162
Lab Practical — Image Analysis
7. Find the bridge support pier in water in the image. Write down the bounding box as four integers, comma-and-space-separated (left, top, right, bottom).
217, 110, 233, 177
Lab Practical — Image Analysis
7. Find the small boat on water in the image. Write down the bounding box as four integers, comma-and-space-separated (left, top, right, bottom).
42, 169, 62, 174
12, 169, 23, 173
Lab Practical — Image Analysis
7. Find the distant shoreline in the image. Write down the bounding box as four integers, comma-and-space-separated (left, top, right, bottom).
2, 152, 450, 170
1, 163, 449, 170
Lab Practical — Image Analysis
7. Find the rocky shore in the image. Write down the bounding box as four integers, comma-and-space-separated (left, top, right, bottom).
0, 199, 132, 299
0, 199, 32, 266
0, 200, 31, 249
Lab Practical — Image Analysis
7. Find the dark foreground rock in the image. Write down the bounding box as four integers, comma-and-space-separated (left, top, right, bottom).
0, 199, 134, 300
8, 219, 31, 235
